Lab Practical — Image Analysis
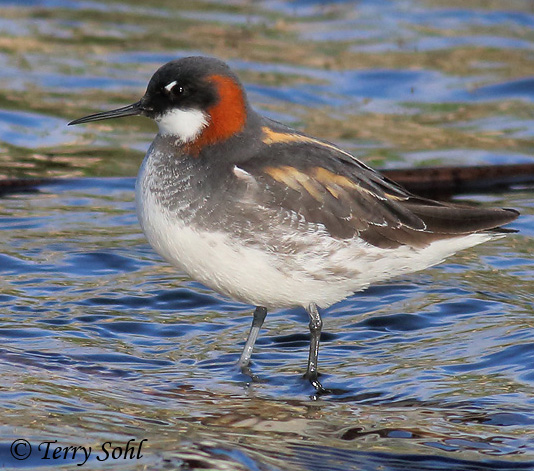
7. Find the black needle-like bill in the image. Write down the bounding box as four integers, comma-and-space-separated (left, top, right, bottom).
68, 101, 144, 126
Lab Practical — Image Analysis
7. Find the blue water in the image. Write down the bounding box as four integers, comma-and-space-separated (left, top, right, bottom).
1, 0, 534, 469
1, 180, 532, 470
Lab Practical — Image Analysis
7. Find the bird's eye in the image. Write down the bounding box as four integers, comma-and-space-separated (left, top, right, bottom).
164, 80, 184, 95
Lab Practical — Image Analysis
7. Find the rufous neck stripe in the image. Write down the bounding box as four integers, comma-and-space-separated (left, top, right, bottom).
186, 74, 247, 155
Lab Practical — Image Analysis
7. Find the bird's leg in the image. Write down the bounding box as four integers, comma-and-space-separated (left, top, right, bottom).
238, 306, 267, 373
305, 303, 326, 392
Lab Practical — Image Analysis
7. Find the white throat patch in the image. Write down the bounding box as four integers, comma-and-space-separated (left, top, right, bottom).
156, 108, 209, 143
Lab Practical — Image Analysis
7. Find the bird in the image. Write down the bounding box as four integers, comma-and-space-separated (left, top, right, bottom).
69, 56, 519, 392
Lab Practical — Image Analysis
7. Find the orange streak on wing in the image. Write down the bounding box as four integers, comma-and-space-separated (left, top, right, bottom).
261, 127, 404, 201
261, 126, 356, 162
312, 167, 359, 191
264, 165, 302, 191
264, 165, 324, 202
293, 173, 324, 202
324, 183, 341, 199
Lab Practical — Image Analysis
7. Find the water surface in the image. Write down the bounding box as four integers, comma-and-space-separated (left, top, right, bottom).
0, 0, 533, 470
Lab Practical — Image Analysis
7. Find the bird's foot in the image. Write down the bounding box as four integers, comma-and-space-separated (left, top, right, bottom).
240, 364, 262, 383
304, 371, 331, 397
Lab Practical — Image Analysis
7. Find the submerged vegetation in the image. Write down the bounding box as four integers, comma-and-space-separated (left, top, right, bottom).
0, 0, 534, 177
0, 0, 532, 179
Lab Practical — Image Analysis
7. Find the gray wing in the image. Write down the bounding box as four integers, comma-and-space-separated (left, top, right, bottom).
233, 124, 518, 249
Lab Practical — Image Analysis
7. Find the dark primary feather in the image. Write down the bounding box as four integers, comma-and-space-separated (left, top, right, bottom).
237, 122, 519, 249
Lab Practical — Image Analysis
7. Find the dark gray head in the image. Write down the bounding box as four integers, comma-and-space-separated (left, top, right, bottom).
69, 56, 250, 149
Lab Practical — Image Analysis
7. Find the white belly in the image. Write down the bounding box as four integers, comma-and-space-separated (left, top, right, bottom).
135, 177, 347, 308
135, 154, 494, 310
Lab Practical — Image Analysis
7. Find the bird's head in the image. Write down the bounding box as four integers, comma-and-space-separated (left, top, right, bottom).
69, 56, 249, 153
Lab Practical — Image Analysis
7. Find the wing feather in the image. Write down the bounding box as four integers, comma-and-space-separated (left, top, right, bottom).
235, 123, 518, 248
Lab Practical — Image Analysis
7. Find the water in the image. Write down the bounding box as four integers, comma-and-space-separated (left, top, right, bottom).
0, 0, 533, 469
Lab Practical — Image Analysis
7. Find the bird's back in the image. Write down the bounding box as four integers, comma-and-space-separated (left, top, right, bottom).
235, 117, 519, 250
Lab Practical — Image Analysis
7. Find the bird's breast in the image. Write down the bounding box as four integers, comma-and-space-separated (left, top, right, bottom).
134, 141, 493, 311
134, 144, 358, 308
135, 143, 202, 241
